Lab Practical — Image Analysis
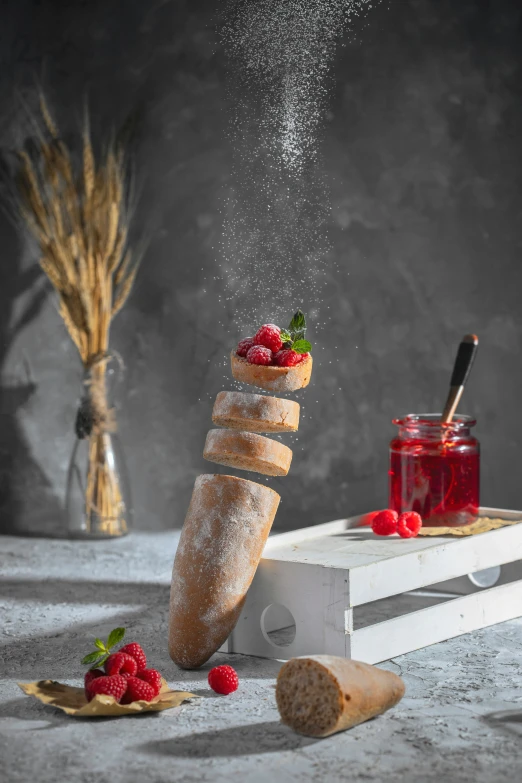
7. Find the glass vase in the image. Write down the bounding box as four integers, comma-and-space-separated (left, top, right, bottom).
66, 358, 132, 538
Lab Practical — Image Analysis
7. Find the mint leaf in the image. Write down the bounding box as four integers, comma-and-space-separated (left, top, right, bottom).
288, 309, 306, 334
280, 329, 292, 343
94, 638, 106, 651
292, 339, 311, 354
82, 651, 105, 666
107, 627, 126, 649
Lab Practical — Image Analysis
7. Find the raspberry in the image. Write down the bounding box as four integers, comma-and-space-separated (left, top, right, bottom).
120, 675, 156, 704
246, 345, 272, 365
236, 337, 255, 358
104, 652, 138, 677
208, 665, 239, 695
371, 509, 399, 536
296, 352, 310, 363
137, 668, 163, 696
254, 324, 282, 353
274, 349, 301, 367
119, 642, 147, 672
398, 511, 422, 538
87, 674, 127, 703
84, 669, 104, 699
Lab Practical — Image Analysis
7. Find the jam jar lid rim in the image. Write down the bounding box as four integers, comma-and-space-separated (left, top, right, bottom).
392, 413, 477, 428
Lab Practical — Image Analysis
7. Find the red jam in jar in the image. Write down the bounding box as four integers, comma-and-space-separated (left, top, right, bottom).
389, 414, 480, 527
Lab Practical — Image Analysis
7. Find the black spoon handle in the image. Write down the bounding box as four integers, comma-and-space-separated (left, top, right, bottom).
441, 334, 479, 424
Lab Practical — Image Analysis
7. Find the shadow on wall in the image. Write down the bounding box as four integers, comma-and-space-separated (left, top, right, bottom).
0, 204, 64, 535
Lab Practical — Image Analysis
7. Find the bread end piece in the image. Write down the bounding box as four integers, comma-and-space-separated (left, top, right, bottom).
276, 655, 405, 738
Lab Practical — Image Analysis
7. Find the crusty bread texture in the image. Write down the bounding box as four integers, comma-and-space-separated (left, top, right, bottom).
212, 390, 300, 433
203, 429, 292, 477
276, 655, 405, 737
231, 351, 312, 393
169, 474, 280, 669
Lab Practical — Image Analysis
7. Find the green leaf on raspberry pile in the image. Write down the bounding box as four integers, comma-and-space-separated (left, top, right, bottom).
288, 309, 306, 335
81, 626, 126, 669
280, 329, 292, 343
292, 339, 311, 354
81, 651, 107, 667
107, 627, 126, 648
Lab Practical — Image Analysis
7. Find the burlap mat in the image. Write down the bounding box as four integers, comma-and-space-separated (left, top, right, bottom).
419, 516, 522, 537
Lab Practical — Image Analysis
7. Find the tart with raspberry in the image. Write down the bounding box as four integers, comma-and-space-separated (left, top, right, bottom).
231, 310, 313, 393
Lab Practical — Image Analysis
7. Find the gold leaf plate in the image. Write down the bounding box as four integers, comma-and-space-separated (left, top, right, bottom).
18, 677, 198, 717
419, 516, 522, 537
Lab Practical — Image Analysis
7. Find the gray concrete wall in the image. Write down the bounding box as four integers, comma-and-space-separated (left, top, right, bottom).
1, 0, 521, 536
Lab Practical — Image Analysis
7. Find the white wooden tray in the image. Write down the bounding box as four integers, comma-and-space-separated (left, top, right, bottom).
223, 507, 522, 663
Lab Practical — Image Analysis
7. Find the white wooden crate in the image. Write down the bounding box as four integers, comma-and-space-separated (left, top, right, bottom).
223, 507, 522, 663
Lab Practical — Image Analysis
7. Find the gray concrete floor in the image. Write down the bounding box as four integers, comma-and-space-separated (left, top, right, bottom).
1, 532, 521, 783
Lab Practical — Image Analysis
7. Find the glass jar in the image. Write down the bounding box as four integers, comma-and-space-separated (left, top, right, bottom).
65, 358, 132, 538
389, 413, 479, 527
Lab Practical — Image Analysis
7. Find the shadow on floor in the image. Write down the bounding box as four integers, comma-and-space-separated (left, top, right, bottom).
137, 721, 317, 757
0, 577, 284, 681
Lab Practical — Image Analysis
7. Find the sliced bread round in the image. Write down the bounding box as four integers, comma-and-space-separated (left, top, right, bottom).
203, 429, 292, 477
212, 390, 300, 433
230, 351, 312, 393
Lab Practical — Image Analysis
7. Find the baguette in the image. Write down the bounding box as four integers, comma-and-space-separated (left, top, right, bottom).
169, 474, 280, 669
212, 390, 300, 433
276, 655, 405, 737
203, 429, 292, 477
231, 351, 312, 393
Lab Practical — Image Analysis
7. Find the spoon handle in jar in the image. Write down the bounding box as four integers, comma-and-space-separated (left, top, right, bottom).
441, 334, 479, 424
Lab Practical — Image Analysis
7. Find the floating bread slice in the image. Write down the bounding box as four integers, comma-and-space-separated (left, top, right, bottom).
203, 429, 292, 477
231, 351, 312, 393
169, 474, 280, 669
276, 655, 405, 738
212, 390, 300, 434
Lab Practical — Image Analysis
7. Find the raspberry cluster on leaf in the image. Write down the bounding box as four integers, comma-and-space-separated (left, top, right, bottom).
82, 628, 164, 704
236, 309, 312, 367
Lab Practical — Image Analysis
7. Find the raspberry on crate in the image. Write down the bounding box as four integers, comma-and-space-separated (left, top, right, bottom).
236, 337, 255, 358
274, 349, 301, 367
246, 345, 273, 365
120, 642, 147, 672
104, 652, 138, 677
86, 674, 127, 703
208, 665, 239, 695
254, 324, 283, 353
121, 676, 156, 704
371, 510, 399, 536
397, 511, 422, 538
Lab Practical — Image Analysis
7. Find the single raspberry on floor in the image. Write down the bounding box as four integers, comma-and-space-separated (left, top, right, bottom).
137, 668, 163, 696
398, 511, 422, 538
104, 652, 138, 677
120, 676, 156, 704
236, 337, 255, 358
253, 324, 282, 353
84, 669, 104, 698
371, 509, 399, 536
274, 349, 302, 367
246, 345, 273, 365
119, 642, 147, 672
86, 674, 127, 703
208, 665, 239, 695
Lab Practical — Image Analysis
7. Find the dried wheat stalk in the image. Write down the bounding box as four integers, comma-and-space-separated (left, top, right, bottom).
14, 96, 141, 535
